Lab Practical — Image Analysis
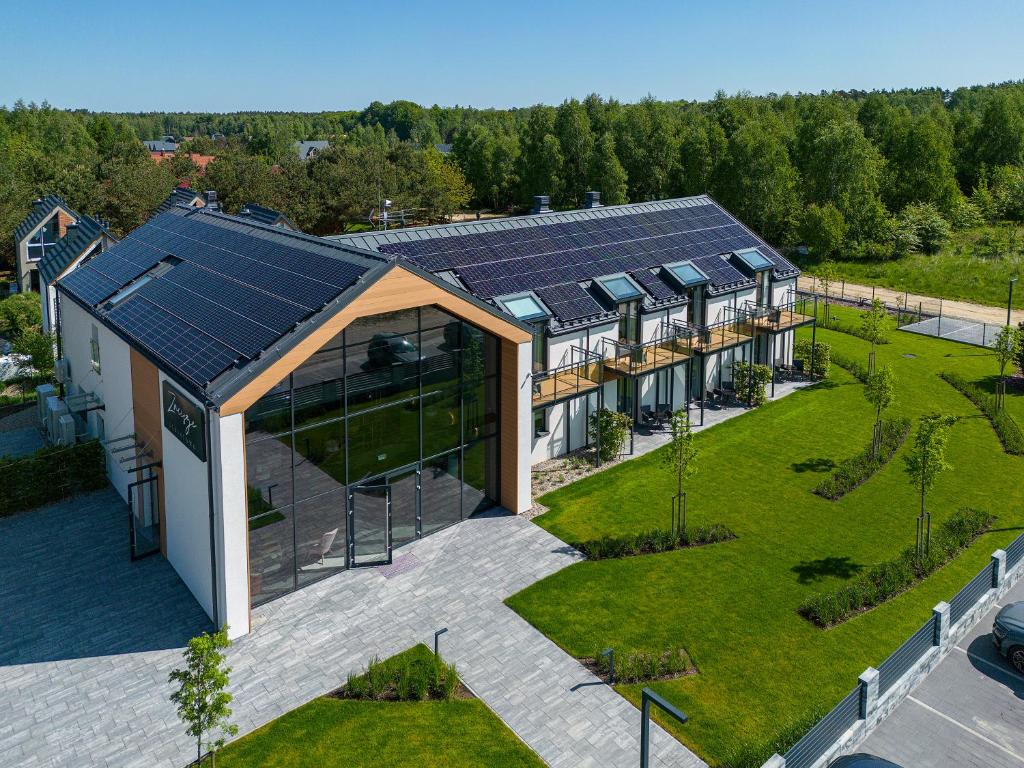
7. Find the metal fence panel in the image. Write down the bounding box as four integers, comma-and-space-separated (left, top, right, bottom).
950, 564, 994, 624
1007, 533, 1024, 571
784, 686, 861, 768
877, 618, 935, 694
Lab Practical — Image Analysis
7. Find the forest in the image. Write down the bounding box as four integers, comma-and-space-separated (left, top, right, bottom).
3, 82, 1024, 271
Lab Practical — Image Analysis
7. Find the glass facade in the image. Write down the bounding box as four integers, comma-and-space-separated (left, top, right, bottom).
245, 306, 501, 607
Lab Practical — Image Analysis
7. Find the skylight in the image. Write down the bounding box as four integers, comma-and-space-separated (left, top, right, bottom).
501, 293, 549, 321
598, 275, 643, 301
667, 262, 708, 287
735, 248, 773, 272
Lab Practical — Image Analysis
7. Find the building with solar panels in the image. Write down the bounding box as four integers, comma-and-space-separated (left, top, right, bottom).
50, 191, 811, 637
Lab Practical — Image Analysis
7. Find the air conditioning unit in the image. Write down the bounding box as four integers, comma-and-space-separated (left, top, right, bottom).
46, 396, 69, 444
36, 383, 56, 424
56, 413, 76, 446
53, 358, 67, 384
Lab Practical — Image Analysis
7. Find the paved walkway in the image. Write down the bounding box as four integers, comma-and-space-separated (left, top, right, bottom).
859, 575, 1024, 767
1, 489, 705, 768
0, 404, 44, 459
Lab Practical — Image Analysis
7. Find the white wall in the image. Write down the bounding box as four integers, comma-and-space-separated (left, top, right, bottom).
513, 339, 533, 512
159, 371, 215, 620
59, 297, 136, 502
211, 411, 249, 638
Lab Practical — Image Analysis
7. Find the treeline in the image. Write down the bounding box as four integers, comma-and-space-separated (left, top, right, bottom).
4, 82, 1024, 267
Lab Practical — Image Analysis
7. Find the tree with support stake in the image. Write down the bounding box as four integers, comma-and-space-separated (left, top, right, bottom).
816, 259, 838, 326
993, 325, 1018, 412
903, 414, 957, 556
661, 410, 698, 534
864, 364, 895, 458
169, 627, 238, 767
859, 298, 890, 374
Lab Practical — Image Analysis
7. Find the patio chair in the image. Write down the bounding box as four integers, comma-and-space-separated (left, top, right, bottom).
310, 528, 339, 565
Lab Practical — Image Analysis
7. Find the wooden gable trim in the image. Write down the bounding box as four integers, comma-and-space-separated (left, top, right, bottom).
219, 264, 531, 417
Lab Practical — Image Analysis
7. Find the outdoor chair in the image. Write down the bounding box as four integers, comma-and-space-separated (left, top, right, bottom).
311, 528, 339, 565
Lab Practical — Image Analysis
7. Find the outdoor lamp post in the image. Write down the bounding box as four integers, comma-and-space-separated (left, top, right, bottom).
639, 688, 688, 768
1009, 277, 1018, 327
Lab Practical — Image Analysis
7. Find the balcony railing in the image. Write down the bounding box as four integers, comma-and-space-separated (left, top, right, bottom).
741, 299, 816, 334
532, 346, 604, 408
670, 312, 753, 355
601, 325, 693, 378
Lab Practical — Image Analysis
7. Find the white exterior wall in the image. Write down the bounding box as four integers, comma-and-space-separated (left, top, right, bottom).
513, 339, 533, 512
59, 297, 136, 502
211, 411, 249, 638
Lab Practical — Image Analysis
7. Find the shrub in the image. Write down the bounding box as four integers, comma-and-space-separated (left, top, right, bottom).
572, 523, 735, 560
592, 646, 695, 684
794, 339, 830, 379
339, 644, 460, 702
733, 362, 772, 406
798, 507, 995, 627
0, 440, 107, 517
588, 407, 632, 462
940, 371, 1024, 455
813, 417, 911, 500
829, 351, 869, 383
899, 202, 951, 254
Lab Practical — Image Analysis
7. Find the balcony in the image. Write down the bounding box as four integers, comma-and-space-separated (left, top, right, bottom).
669, 315, 753, 355
532, 347, 604, 408
601, 327, 693, 378
744, 300, 816, 334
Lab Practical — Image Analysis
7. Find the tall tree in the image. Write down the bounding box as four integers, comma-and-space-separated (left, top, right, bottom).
554, 99, 595, 207
588, 132, 628, 205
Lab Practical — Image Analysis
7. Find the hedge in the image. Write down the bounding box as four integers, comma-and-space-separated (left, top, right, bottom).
0, 439, 108, 517
571, 523, 735, 560
940, 371, 1024, 455
829, 351, 870, 383
590, 646, 695, 683
798, 507, 995, 628
812, 417, 911, 500
794, 339, 830, 379
338, 644, 460, 701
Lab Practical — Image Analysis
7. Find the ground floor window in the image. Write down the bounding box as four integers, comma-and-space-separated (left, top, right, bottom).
244, 306, 501, 608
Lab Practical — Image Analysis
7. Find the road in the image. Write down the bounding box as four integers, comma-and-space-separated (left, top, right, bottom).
857, 575, 1024, 767
797, 275, 1024, 327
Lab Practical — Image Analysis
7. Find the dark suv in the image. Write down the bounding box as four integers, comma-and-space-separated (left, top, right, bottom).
367, 333, 420, 368
993, 601, 1024, 673
829, 755, 902, 767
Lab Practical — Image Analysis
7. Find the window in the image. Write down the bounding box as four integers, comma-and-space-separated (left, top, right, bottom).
735, 247, 774, 272
531, 324, 547, 373
26, 219, 59, 263
503, 294, 548, 321
666, 262, 708, 288
598, 275, 643, 301
756, 270, 771, 307
618, 300, 640, 343
687, 288, 705, 326
89, 325, 101, 374
533, 408, 549, 437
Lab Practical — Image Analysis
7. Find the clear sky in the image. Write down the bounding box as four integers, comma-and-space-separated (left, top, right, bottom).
2, 0, 1023, 112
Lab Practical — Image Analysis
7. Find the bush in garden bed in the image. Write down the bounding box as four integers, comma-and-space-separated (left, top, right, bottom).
812, 416, 911, 500
794, 339, 831, 379
571, 523, 735, 560
0, 439, 107, 517
337, 644, 461, 702
829, 351, 870, 383
590, 646, 696, 683
798, 507, 995, 628
940, 371, 1024, 455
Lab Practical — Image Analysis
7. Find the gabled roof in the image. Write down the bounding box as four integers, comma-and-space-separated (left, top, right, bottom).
144, 139, 178, 152
295, 140, 329, 159
38, 216, 115, 285
58, 208, 388, 399
238, 203, 296, 230
14, 196, 78, 245
329, 195, 800, 329
155, 187, 205, 215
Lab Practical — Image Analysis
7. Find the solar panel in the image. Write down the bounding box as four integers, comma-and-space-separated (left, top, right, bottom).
535, 283, 606, 324
630, 269, 679, 301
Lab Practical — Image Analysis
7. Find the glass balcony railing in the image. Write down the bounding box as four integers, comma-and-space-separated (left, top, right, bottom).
601, 326, 693, 378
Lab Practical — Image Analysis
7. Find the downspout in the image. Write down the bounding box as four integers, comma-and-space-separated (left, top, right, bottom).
204, 407, 220, 628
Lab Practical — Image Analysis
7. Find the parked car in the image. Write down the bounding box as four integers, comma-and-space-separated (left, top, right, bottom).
367, 333, 420, 368
993, 600, 1024, 673
829, 755, 903, 767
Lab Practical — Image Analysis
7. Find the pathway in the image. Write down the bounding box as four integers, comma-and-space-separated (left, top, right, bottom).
1, 489, 705, 768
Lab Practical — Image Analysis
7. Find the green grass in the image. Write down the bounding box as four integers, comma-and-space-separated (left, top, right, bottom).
506, 305, 1024, 766
217, 645, 543, 768
796, 223, 1024, 310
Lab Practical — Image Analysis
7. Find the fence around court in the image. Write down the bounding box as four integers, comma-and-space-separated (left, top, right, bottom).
766, 531, 1024, 768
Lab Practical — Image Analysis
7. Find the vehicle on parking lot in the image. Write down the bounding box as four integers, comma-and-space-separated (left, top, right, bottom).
828, 754, 903, 767
367, 333, 421, 368
992, 600, 1024, 673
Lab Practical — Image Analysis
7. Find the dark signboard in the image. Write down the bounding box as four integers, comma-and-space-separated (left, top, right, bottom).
162, 380, 206, 462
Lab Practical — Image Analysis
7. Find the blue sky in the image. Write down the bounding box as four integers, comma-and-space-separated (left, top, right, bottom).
3, 0, 1023, 112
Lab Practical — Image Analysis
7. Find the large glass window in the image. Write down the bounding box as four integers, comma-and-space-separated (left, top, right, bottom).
618, 300, 640, 343
245, 306, 500, 607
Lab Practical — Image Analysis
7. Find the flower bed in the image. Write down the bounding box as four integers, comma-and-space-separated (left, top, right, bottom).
587, 646, 696, 683
335, 644, 464, 701
571, 523, 735, 560
812, 416, 911, 500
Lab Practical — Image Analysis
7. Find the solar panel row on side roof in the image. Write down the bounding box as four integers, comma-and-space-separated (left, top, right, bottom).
534, 283, 606, 324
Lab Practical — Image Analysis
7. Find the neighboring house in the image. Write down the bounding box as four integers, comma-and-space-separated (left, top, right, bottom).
143, 136, 178, 153
13, 195, 79, 293
38, 216, 117, 334
294, 140, 329, 160
150, 150, 216, 174
237, 203, 297, 230
154, 186, 208, 216
434, 143, 453, 155
52, 192, 806, 639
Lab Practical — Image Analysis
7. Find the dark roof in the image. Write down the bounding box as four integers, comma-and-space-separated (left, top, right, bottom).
330, 195, 800, 329
156, 187, 204, 215
39, 216, 115, 285
144, 139, 178, 152
434, 143, 453, 155
295, 140, 329, 159
14, 196, 78, 245
58, 208, 388, 398
238, 203, 296, 230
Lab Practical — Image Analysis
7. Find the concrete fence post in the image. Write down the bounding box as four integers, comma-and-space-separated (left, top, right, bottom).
858, 667, 879, 721
992, 549, 1007, 589
762, 754, 786, 768
932, 601, 950, 648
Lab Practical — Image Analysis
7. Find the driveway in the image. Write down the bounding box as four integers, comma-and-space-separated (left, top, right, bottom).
1, 489, 704, 768
858, 575, 1024, 767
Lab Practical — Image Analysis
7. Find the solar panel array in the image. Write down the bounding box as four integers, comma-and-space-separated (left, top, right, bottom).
629, 269, 677, 302
375, 200, 797, 324
535, 283, 607, 323
59, 210, 375, 389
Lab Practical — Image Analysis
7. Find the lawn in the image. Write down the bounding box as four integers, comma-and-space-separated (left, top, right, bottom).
506, 307, 1024, 766
795, 223, 1024, 310
217, 645, 543, 768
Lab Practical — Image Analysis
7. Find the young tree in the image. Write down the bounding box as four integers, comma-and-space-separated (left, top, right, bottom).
864, 364, 896, 457
816, 259, 839, 322
903, 413, 957, 554
588, 408, 632, 464
860, 298, 890, 371
661, 410, 698, 532
994, 325, 1018, 411
169, 627, 237, 767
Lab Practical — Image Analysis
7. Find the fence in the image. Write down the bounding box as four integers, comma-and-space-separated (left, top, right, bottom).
768, 530, 1024, 768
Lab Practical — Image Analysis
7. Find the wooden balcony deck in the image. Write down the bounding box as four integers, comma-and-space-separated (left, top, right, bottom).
532, 367, 602, 407
751, 308, 816, 333
692, 328, 751, 354
602, 344, 691, 377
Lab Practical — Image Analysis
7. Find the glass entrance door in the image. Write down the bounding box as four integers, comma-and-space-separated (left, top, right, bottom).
128, 471, 161, 560
387, 465, 420, 548
350, 484, 392, 566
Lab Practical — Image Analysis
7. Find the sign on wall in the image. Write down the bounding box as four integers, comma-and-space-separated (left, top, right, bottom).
162, 380, 206, 462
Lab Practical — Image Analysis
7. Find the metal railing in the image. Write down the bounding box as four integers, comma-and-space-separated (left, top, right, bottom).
741, 298, 817, 335
532, 346, 604, 407
777, 529, 1024, 768
668, 312, 753, 356
600, 325, 693, 378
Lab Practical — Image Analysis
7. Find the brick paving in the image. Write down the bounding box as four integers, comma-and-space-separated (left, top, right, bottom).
1, 489, 705, 768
